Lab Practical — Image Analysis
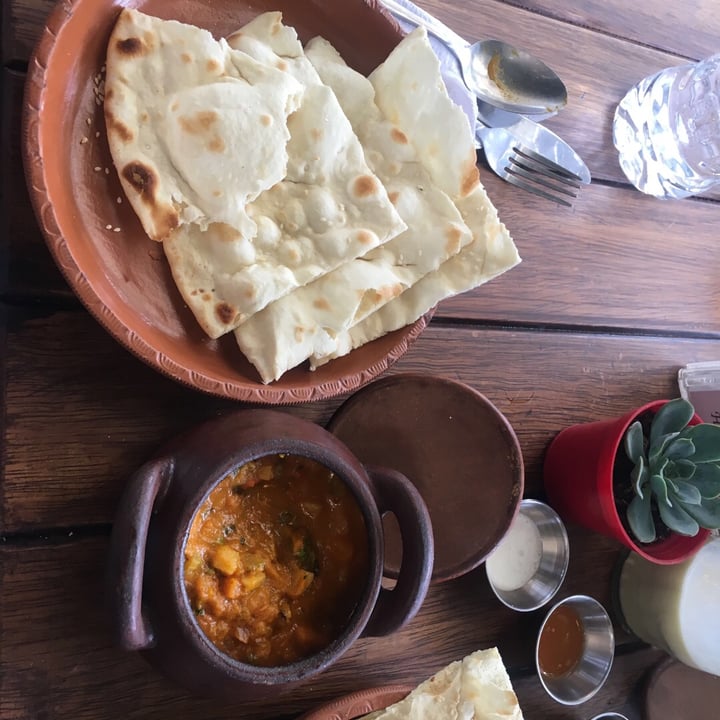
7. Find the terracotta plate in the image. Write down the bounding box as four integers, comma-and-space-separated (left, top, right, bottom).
298, 685, 413, 720
327, 374, 525, 582
23, 0, 432, 404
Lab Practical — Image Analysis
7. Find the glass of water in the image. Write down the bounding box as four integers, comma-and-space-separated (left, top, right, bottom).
613, 54, 720, 198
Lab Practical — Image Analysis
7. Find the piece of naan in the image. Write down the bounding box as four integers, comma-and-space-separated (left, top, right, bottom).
310, 30, 521, 368
460, 649, 524, 720
364, 660, 463, 720
230, 16, 472, 382
360, 648, 523, 720
106, 10, 405, 339
105, 8, 303, 242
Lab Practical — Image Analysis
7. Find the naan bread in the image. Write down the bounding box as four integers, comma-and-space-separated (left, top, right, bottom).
230, 17, 472, 382
361, 648, 523, 720
310, 30, 521, 368
365, 660, 463, 720
107, 10, 405, 339
312, 184, 519, 367
105, 8, 303, 241
460, 649, 524, 720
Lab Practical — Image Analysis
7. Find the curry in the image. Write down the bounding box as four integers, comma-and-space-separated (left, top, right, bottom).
537, 604, 585, 678
183, 454, 369, 666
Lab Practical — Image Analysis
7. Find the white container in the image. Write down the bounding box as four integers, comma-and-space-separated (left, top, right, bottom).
485, 499, 569, 612
613, 54, 720, 198
618, 536, 720, 676
486, 511, 543, 591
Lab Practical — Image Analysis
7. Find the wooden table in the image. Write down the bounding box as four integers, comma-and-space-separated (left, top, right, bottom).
2, 0, 719, 718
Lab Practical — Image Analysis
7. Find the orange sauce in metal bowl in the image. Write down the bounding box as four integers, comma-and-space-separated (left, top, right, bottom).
183, 454, 369, 667
538, 604, 585, 678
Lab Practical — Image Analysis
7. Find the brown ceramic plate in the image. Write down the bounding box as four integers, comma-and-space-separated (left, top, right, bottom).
22, 0, 431, 404
327, 374, 525, 582
644, 658, 720, 720
298, 685, 413, 720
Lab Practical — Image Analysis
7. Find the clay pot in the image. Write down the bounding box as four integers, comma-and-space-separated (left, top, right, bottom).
543, 400, 710, 565
107, 410, 434, 697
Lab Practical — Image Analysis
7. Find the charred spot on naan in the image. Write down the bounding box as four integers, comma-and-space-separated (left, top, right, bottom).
105, 110, 134, 144
360, 284, 404, 303
356, 230, 376, 245
122, 161, 157, 199
461, 152, 481, 197
388, 191, 400, 205
207, 135, 226, 153
355, 284, 405, 320
175, 109, 227, 153
115, 37, 144, 56
445, 223, 464, 256
178, 110, 219, 135
215, 301, 239, 327
121, 161, 179, 240
313, 298, 331, 311
115, 30, 155, 57
390, 127, 409, 145
352, 175, 380, 199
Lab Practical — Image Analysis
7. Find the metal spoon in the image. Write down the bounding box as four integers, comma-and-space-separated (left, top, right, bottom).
382, 0, 568, 116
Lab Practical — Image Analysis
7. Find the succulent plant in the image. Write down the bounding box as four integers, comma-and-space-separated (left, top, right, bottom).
623, 398, 720, 543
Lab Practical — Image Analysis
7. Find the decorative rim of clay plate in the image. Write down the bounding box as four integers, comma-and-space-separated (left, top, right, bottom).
22, 0, 432, 405
298, 685, 413, 720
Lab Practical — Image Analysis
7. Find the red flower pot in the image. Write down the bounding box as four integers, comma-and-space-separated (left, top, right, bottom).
544, 400, 710, 565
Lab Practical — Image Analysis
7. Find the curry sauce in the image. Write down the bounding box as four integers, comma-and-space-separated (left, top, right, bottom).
183, 454, 369, 666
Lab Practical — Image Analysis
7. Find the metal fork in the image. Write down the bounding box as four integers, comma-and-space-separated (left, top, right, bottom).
505, 142, 584, 206
475, 120, 590, 207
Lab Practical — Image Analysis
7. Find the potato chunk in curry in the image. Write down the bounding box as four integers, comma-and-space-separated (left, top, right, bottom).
184, 454, 369, 666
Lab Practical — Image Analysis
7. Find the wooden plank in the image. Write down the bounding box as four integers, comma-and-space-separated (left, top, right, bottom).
4, 307, 720, 532
0, 536, 662, 720
436, 180, 720, 331
0, 67, 70, 298
498, 0, 720, 61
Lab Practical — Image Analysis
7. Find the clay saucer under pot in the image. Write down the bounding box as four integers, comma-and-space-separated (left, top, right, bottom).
327, 374, 525, 582
107, 409, 434, 698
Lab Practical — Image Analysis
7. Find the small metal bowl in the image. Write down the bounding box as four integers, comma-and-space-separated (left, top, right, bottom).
536, 595, 615, 705
485, 499, 569, 612
589, 713, 629, 720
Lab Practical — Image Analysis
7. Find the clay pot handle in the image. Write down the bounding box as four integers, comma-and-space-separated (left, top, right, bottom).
362, 465, 434, 637
106, 457, 175, 651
